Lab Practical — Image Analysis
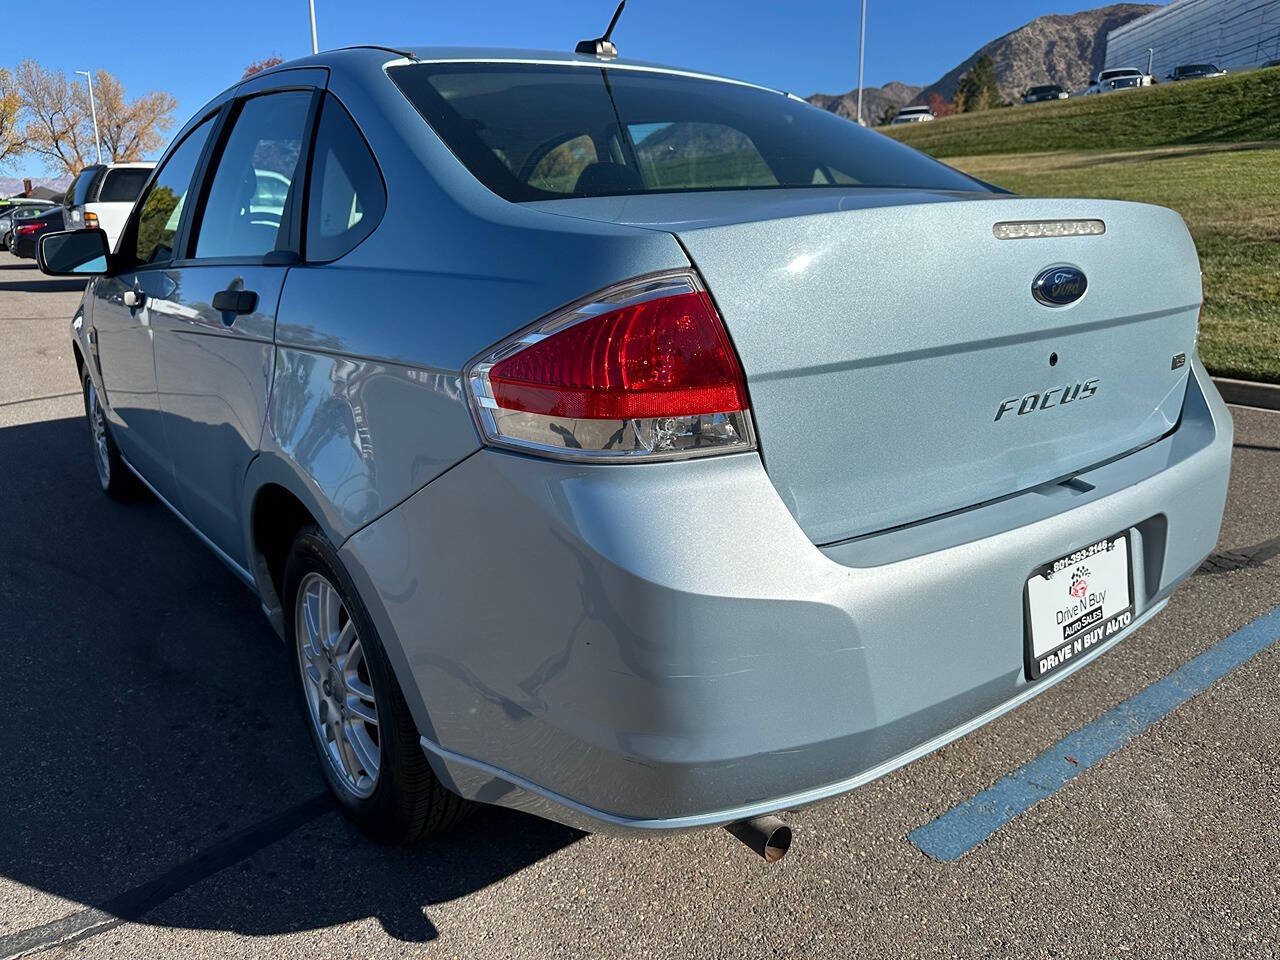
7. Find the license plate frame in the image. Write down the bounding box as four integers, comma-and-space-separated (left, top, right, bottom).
1024, 533, 1135, 681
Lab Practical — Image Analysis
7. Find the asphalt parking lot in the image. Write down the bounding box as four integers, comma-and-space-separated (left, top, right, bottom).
1, 248, 1277, 959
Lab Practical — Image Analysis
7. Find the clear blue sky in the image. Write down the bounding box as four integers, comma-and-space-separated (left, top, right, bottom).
3, 0, 1154, 176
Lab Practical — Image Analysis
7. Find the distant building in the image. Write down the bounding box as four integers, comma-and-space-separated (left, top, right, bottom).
1105, 0, 1280, 76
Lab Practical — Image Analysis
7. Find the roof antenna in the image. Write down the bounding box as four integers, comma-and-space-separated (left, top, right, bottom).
576, 1, 626, 59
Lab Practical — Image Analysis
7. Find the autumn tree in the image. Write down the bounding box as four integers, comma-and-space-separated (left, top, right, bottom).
14, 61, 176, 175
0, 68, 26, 168
86, 70, 177, 163
243, 57, 285, 79
927, 92, 955, 118
14, 60, 91, 173
953, 55, 1001, 113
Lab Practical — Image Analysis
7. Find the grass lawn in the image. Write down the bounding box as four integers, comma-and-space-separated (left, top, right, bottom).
948, 144, 1280, 383
888, 68, 1280, 157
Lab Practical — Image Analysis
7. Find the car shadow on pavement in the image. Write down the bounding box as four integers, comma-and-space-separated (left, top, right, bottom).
0, 415, 580, 947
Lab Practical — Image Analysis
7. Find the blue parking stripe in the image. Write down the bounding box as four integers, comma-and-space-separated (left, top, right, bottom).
909, 604, 1280, 862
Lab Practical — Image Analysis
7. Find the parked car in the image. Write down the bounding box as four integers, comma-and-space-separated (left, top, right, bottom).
1168, 63, 1227, 80
37, 47, 1233, 856
1085, 67, 1153, 94
890, 104, 935, 124
0, 198, 56, 215
63, 162, 155, 251
1101, 75, 1145, 93
11, 207, 65, 259
0, 203, 56, 249
1022, 84, 1069, 103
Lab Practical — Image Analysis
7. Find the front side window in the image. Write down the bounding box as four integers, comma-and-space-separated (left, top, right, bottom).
304, 94, 385, 262
389, 63, 987, 202
132, 116, 215, 266
194, 90, 311, 260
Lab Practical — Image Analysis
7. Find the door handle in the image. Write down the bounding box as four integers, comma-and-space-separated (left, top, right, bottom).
123, 289, 145, 309
212, 289, 258, 318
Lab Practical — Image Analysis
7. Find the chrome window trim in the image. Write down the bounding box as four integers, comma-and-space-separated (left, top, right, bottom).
381, 56, 787, 97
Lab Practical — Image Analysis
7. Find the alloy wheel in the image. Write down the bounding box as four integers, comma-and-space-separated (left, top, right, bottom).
295, 571, 381, 799
86, 379, 111, 488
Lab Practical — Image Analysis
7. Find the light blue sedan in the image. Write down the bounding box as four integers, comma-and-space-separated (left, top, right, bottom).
37, 44, 1231, 860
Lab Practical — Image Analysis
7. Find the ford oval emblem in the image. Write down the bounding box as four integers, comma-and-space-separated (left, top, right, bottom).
1032, 265, 1087, 307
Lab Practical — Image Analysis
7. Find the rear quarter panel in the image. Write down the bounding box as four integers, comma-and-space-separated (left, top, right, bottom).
249, 52, 690, 562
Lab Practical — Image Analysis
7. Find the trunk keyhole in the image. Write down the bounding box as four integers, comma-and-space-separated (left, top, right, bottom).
1049, 352, 1059, 367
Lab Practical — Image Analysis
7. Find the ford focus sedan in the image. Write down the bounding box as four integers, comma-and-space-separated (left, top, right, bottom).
38, 46, 1232, 853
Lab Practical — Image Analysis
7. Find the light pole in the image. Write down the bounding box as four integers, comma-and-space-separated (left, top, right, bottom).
856, 0, 868, 125
75, 70, 102, 164
309, 0, 319, 54
1147, 47, 1155, 77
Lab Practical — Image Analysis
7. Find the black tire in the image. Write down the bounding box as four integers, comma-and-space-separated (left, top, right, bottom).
283, 525, 472, 844
81, 371, 142, 500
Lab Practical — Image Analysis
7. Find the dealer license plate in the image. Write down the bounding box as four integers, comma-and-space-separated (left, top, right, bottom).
1025, 534, 1134, 680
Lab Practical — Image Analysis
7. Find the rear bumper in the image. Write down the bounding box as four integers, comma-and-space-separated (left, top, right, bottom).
341, 357, 1232, 833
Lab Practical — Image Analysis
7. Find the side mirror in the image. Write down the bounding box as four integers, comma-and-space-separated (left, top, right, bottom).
37, 228, 111, 277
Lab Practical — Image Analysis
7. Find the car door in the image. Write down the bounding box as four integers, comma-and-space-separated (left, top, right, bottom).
150, 74, 322, 569
90, 116, 217, 503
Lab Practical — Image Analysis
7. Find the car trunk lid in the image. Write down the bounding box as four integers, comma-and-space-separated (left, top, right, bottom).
530, 191, 1202, 544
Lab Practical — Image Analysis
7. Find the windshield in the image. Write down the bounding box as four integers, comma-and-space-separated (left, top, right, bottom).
389, 63, 986, 202
1027, 86, 1059, 95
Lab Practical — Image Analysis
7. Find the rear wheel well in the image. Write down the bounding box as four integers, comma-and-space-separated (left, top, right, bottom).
252, 484, 317, 617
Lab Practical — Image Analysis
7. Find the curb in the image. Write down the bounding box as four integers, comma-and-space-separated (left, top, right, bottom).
1213, 377, 1280, 411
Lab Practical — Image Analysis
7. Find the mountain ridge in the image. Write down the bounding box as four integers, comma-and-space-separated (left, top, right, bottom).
807, 3, 1160, 121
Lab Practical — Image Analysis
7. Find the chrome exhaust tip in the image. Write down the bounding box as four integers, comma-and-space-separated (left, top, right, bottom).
724, 815, 792, 863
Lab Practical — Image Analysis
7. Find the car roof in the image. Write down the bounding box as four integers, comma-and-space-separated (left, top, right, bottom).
255, 45, 795, 98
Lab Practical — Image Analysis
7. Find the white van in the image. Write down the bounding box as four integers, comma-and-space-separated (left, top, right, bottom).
63, 162, 155, 250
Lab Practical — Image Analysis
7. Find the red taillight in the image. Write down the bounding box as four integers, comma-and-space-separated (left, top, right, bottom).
468, 273, 755, 461
16, 224, 41, 236
487, 290, 748, 420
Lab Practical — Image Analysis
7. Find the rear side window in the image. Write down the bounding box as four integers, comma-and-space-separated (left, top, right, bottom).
97, 168, 152, 203
193, 90, 311, 260
68, 166, 102, 207
389, 63, 986, 202
305, 94, 385, 262
132, 116, 215, 266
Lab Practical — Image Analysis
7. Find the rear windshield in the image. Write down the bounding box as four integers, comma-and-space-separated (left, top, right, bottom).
98, 167, 151, 203
1028, 86, 1060, 94
389, 63, 986, 202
